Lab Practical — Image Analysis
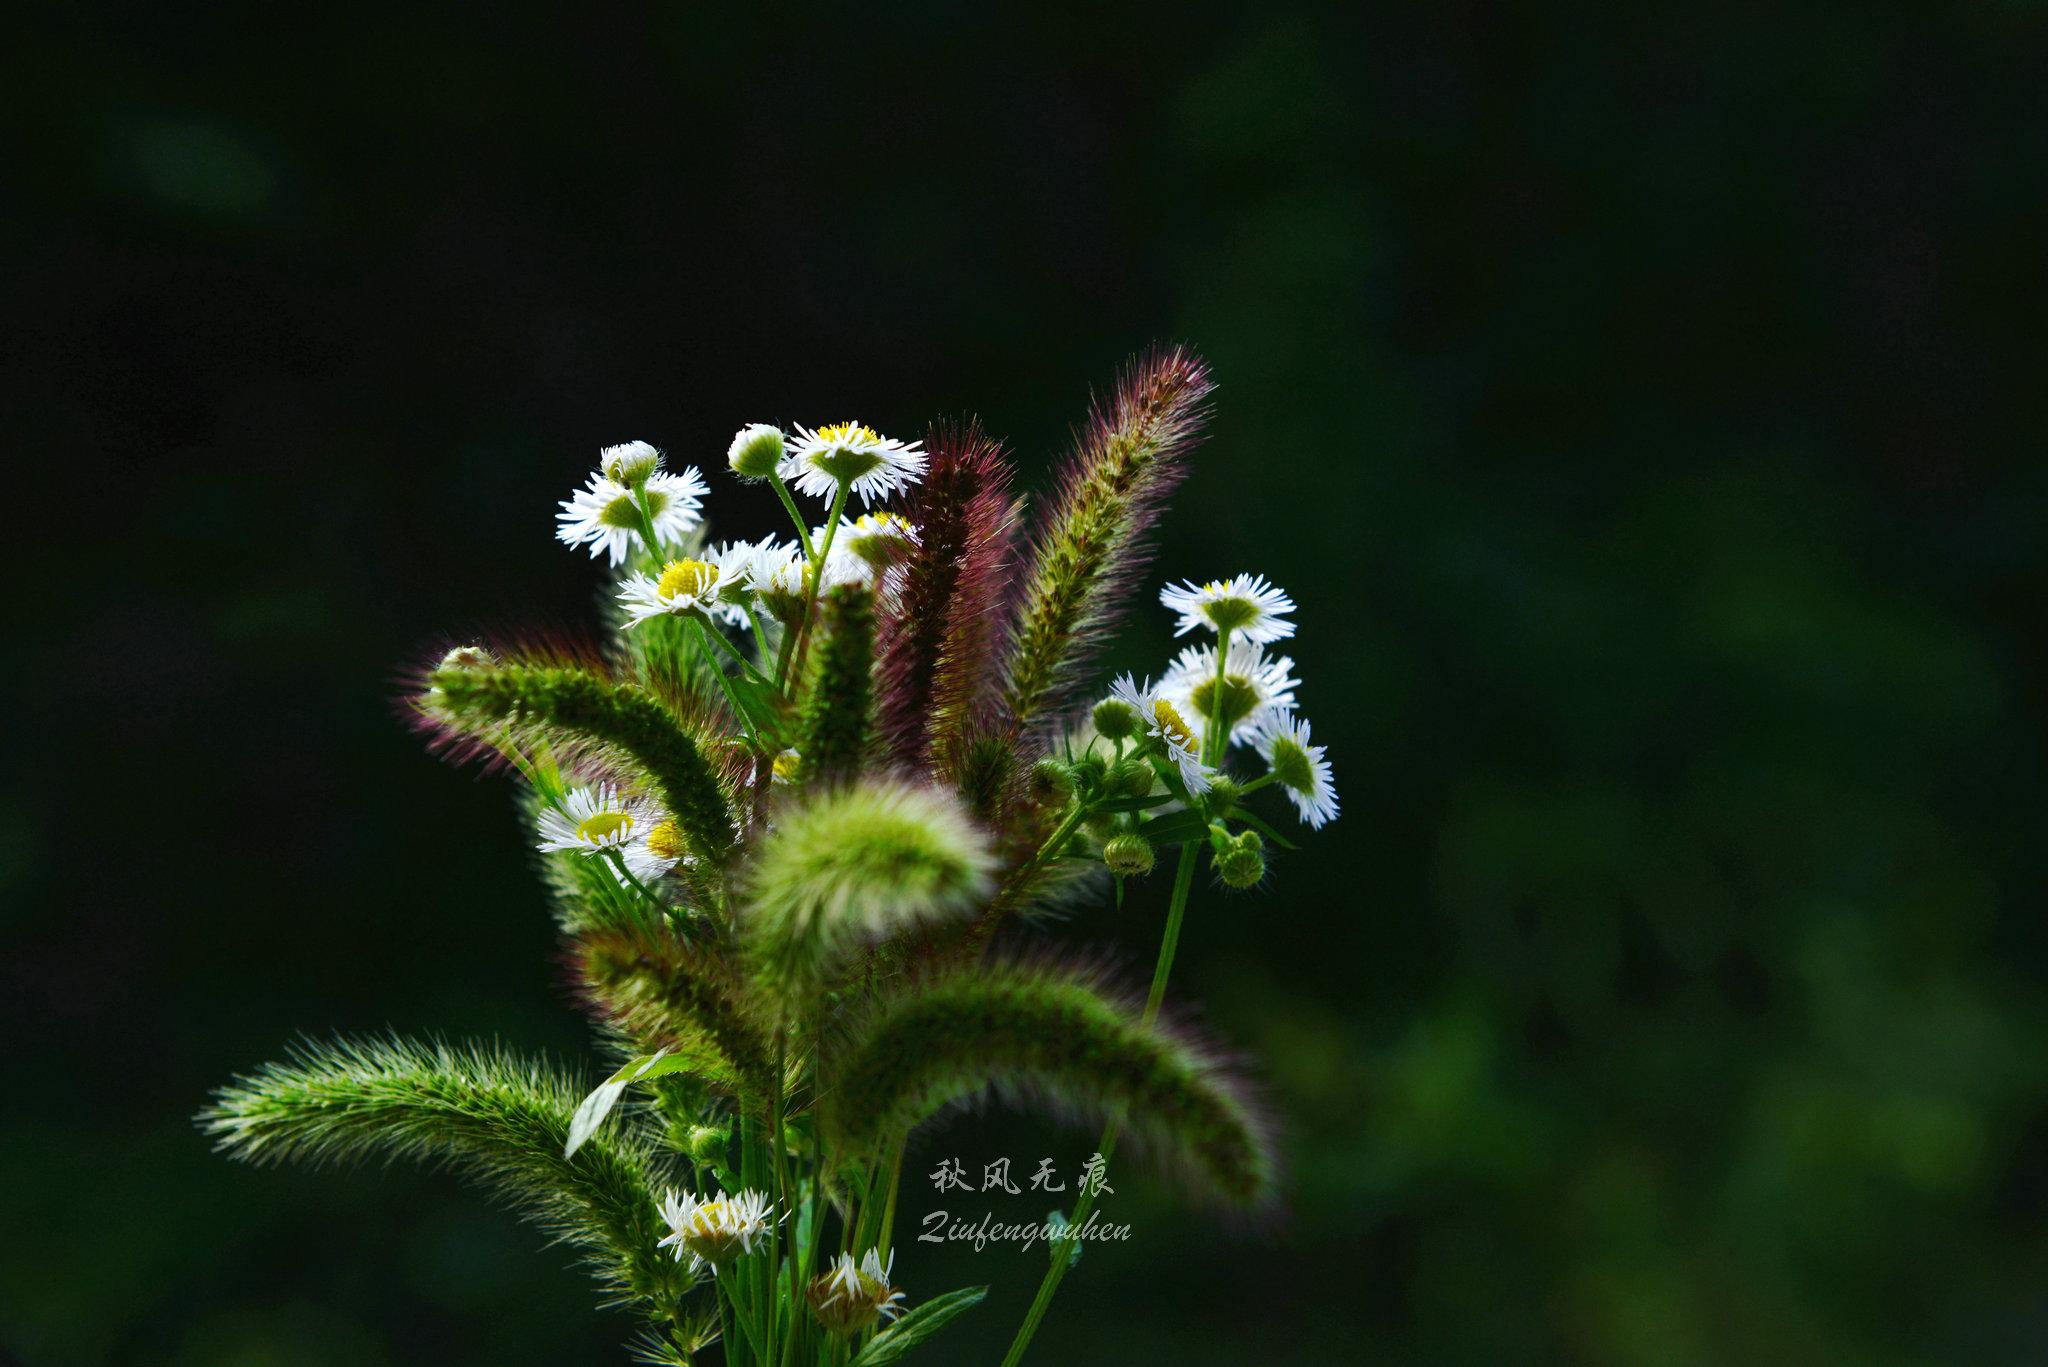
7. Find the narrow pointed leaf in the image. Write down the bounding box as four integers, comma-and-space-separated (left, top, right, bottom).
848, 1286, 989, 1367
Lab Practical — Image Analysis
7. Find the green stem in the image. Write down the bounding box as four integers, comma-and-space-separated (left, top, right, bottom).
769, 470, 817, 561
634, 486, 668, 562
1203, 626, 1233, 766
997, 841, 1198, 1367
962, 801, 1090, 954
600, 846, 667, 924
788, 480, 852, 684
690, 618, 765, 751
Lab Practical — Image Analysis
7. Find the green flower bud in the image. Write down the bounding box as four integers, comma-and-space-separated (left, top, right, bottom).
1214, 829, 1264, 889
1068, 754, 1108, 801
601, 439, 661, 486
1103, 833, 1155, 877
1107, 760, 1156, 800
1092, 698, 1140, 741
686, 1124, 730, 1167
1203, 775, 1241, 818
1029, 759, 1075, 805
728, 423, 786, 479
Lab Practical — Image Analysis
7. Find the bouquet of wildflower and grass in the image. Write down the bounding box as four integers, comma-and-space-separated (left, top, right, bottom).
201, 347, 1337, 1366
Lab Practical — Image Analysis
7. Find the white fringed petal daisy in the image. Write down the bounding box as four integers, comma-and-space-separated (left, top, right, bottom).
780, 422, 926, 506
536, 784, 675, 883
557, 460, 708, 565
1107, 673, 1212, 795
835, 511, 921, 569
1252, 711, 1338, 829
698, 538, 781, 628
1158, 639, 1300, 748
657, 1188, 777, 1273
617, 557, 728, 627
806, 1249, 906, 1335
1159, 573, 1296, 644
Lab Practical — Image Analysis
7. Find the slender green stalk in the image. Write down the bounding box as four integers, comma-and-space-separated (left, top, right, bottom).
997, 840, 1198, 1367
963, 802, 1089, 953
770, 470, 816, 561
788, 479, 852, 685
1204, 625, 1233, 765
690, 618, 764, 751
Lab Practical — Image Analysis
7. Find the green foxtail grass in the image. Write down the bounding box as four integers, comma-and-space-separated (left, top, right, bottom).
203, 347, 1339, 1366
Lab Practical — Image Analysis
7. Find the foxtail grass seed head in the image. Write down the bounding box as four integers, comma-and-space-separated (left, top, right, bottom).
1215, 829, 1266, 889
726, 423, 785, 479
1159, 572, 1296, 644
1253, 711, 1339, 828
601, 439, 662, 487
782, 422, 927, 505
1159, 639, 1299, 749
1107, 673, 1211, 795
557, 460, 707, 565
656, 1187, 776, 1271
1103, 832, 1155, 877
807, 1249, 906, 1336
437, 644, 498, 672
745, 780, 996, 989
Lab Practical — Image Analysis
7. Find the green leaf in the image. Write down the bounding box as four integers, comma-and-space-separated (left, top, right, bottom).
1091, 794, 1174, 814
565, 1049, 678, 1158
1232, 808, 1300, 851
848, 1286, 989, 1367
1134, 808, 1208, 845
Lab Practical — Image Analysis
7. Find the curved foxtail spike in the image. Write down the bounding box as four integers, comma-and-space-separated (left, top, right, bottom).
875, 418, 1021, 769
799, 582, 876, 781
741, 779, 995, 1003
427, 662, 735, 862
1001, 346, 1214, 735
573, 924, 776, 1095
817, 955, 1277, 1210
198, 1036, 684, 1312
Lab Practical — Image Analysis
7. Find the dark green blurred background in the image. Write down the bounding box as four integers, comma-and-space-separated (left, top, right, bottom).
6, 3, 2047, 1364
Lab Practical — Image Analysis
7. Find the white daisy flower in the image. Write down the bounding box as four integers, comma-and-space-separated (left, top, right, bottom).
807, 522, 890, 588
1158, 639, 1300, 749
657, 1188, 777, 1273
1107, 673, 1212, 795
780, 422, 926, 506
806, 1248, 906, 1335
557, 460, 708, 565
617, 556, 729, 627
835, 511, 921, 569
1158, 573, 1296, 644
697, 538, 782, 628
1252, 711, 1338, 829
535, 784, 676, 882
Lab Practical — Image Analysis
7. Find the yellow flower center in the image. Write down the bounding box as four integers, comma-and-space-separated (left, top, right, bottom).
657, 558, 718, 600
817, 422, 880, 446
772, 750, 803, 781
577, 811, 634, 843
647, 819, 688, 861
1152, 699, 1198, 752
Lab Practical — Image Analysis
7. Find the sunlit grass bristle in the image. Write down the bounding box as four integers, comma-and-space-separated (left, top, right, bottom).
572, 924, 773, 1094
1001, 346, 1214, 734
741, 779, 996, 1000
799, 582, 876, 782
819, 953, 1276, 1209
875, 418, 1020, 769
427, 661, 736, 862
198, 1035, 685, 1311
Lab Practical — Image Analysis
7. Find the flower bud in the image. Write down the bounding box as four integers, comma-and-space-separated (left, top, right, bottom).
1029, 759, 1075, 805
686, 1124, 729, 1167
728, 423, 786, 479
1106, 760, 1155, 800
601, 439, 662, 486
1214, 829, 1265, 889
1092, 697, 1140, 741
1103, 833, 1155, 877
1203, 775, 1241, 818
